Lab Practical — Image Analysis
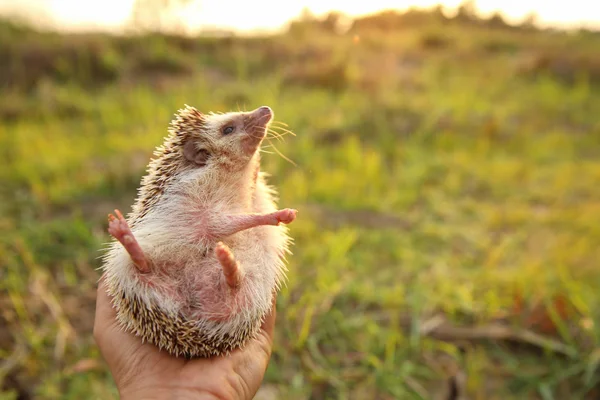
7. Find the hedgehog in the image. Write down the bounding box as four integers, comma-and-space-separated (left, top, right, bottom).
100, 105, 296, 358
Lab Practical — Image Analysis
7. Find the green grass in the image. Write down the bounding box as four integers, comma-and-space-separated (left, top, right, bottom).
1, 12, 600, 399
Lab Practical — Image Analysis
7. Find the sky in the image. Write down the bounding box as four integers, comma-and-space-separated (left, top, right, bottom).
0, 0, 598, 33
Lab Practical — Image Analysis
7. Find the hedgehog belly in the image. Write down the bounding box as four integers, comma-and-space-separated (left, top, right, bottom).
110, 287, 265, 358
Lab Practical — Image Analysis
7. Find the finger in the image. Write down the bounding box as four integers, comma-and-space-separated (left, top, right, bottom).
94, 274, 128, 339
95, 275, 182, 389
93, 273, 118, 345
225, 294, 277, 398
93, 275, 148, 366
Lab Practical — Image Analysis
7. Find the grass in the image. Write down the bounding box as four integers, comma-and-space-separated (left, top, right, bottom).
1, 8, 600, 399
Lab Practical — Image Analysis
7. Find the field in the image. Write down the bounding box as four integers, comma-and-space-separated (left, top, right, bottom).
1, 8, 600, 399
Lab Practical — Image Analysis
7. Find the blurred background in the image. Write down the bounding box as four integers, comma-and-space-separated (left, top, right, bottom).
1, 0, 599, 399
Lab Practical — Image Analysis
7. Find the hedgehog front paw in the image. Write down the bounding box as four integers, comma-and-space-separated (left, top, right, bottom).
274, 208, 297, 225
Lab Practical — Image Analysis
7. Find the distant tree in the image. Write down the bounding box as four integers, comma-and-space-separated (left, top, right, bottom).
520, 11, 539, 30
454, 0, 478, 24
399, 5, 449, 26
347, 4, 454, 34
431, 4, 449, 24
321, 11, 350, 34
287, 8, 318, 36
350, 10, 402, 33
298, 7, 316, 23
486, 11, 509, 29
288, 9, 351, 36
128, 0, 194, 33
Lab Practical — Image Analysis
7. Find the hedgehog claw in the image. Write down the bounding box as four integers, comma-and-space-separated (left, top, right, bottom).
108, 209, 150, 274
215, 242, 242, 289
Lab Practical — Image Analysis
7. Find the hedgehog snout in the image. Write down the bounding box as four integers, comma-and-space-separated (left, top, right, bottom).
242, 106, 272, 154
245, 106, 272, 136
255, 106, 272, 119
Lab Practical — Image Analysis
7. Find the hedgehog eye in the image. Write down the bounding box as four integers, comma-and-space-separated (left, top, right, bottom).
223, 126, 235, 135
183, 141, 210, 167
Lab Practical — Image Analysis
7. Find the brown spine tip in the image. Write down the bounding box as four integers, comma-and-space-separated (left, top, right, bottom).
215, 242, 242, 288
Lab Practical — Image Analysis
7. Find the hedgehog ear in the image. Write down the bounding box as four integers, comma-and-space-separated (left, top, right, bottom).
183, 140, 210, 166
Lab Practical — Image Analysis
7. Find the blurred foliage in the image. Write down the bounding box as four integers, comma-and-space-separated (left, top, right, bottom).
1, 4, 600, 399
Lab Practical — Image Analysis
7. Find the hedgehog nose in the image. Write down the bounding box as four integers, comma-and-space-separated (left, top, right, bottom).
254, 106, 273, 122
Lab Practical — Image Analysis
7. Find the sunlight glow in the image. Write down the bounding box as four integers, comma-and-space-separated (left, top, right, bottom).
46, 0, 135, 30
0, 0, 598, 32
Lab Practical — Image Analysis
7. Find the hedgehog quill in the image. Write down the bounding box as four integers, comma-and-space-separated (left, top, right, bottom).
100, 105, 296, 358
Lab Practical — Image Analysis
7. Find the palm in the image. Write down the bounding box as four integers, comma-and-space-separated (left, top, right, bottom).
94, 277, 275, 400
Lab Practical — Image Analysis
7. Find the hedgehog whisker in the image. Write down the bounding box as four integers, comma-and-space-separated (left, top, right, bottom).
269, 131, 291, 142
265, 134, 284, 145
268, 125, 296, 137
249, 113, 272, 126
267, 135, 284, 144
266, 126, 290, 138
243, 123, 263, 139
269, 121, 291, 128
268, 126, 291, 134
261, 144, 281, 150
270, 129, 295, 138
264, 138, 297, 166
270, 120, 290, 128
266, 129, 285, 142
244, 127, 266, 140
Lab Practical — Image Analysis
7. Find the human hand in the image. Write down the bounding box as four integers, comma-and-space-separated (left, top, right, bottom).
93, 275, 276, 400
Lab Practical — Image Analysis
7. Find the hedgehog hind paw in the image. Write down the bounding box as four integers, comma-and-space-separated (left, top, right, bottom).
108, 209, 150, 274
215, 242, 243, 289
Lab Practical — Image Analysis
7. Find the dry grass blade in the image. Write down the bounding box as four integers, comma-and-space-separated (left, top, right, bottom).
424, 321, 577, 357
403, 375, 429, 399
0, 341, 28, 382
64, 358, 103, 375
30, 269, 75, 361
